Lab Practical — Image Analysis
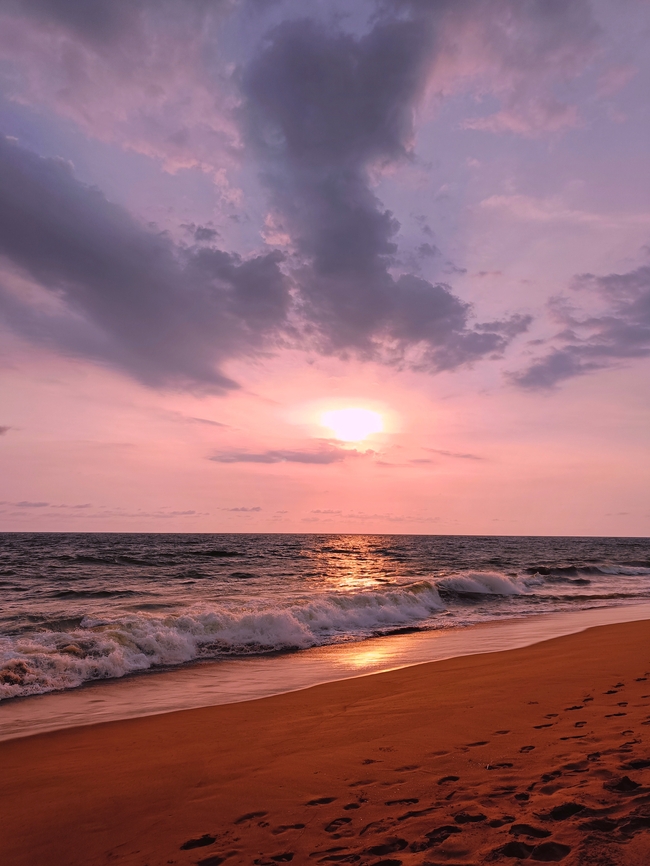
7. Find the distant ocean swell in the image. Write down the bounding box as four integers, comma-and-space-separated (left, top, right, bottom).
3, 567, 650, 700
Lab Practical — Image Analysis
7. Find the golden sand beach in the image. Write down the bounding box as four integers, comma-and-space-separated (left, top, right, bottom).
3, 620, 650, 866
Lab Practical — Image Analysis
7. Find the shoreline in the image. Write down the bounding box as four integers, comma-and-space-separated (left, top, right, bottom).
3, 602, 650, 742
3, 619, 650, 864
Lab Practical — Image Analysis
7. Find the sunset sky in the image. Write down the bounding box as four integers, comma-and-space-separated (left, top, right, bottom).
0, 0, 648, 535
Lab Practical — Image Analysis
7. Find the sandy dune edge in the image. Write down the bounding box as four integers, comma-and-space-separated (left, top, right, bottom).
2, 620, 650, 865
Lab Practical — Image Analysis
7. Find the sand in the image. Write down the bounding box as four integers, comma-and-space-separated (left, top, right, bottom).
2, 620, 650, 866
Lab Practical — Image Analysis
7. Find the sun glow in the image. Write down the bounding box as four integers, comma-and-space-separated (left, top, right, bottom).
320, 407, 384, 442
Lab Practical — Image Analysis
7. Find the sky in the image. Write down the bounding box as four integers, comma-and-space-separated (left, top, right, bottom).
0, 0, 648, 536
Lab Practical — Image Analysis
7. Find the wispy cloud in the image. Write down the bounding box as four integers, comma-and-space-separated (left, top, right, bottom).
210, 447, 356, 465
223, 506, 262, 512
512, 263, 650, 388
426, 448, 485, 461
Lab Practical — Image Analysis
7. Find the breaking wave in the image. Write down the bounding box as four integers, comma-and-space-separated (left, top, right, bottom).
0, 582, 446, 699
437, 572, 524, 596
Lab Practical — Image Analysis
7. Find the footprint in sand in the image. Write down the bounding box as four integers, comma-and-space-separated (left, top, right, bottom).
497, 840, 571, 861
509, 823, 551, 839
180, 834, 216, 850
234, 811, 268, 825
520, 745, 535, 752
363, 838, 408, 856
622, 758, 650, 769
198, 856, 234, 866
384, 798, 418, 806
342, 803, 361, 811
531, 841, 572, 861
488, 815, 515, 828
564, 705, 584, 711
272, 825, 306, 835
315, 855, 360, 864
534, 723, 553, 729
307, 798, 337, 806
603, 775, 641, 792
579, 816, 619, 832
396, 806, 436, 821
324, 818, 353, 834
453, 811, 486, 824
409, 824, 461, 851
270, 855, 294, 863
547, 802, 584, 821
437, 775, 460, 784
574, 721, 587, 728
368, 860, 402, 866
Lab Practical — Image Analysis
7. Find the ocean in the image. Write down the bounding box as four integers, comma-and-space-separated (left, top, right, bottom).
2, 532, 650, 709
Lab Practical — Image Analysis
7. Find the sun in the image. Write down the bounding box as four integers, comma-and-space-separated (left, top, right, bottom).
320, 407, 384, 442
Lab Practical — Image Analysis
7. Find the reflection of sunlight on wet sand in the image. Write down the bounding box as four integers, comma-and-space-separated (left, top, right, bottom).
340, 646, 392, 670
326, 631, 442, 672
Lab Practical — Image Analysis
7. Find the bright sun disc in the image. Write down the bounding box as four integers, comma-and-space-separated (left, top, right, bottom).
320, 408, 384, 442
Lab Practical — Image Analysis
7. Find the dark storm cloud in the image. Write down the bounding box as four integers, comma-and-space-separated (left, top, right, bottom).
242, 11, 531, 370
512, 265, 650, 388
0, 1, 605, 389
0, 136, 290, 391
210, 447, 354, 464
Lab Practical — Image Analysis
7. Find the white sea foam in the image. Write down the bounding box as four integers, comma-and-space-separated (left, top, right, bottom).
436, 571, 524, 596
0, 582, 446, 699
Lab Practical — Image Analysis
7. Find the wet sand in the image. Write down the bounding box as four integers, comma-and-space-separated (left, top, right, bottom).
2, 619, 650, 865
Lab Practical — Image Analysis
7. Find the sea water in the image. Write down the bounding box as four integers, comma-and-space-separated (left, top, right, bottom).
2, 533, 650, 712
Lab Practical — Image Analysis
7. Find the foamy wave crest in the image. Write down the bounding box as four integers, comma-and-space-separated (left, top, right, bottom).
436, 572, 524, 596
0, 582, 445, 699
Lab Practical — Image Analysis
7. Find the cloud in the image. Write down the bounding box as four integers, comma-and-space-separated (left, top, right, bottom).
479, 194, 650, 229
0, 1, 606, 389
426, 448, 485, 460
437, 0, 601, 137
0, 136, 290, 392
512, 264, 650, 388
209, 446, 355, 464
188, 416, 228, 428
0, 500, 49, 507
0, 0, 239, 178
242, 10, 531, 371
0, 131, 531, 389
223, 506, 262, 512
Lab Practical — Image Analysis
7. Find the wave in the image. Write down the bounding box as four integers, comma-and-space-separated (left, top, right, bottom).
436, 572, 524, 596
0, 582, 445, 700
527, 564, 650, 578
